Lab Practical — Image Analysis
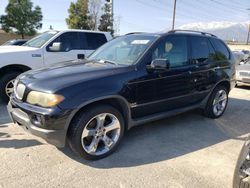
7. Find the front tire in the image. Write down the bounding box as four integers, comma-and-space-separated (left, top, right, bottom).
204, 85, 229, 118
67, 105, 125, 160
0, 72, 21, 103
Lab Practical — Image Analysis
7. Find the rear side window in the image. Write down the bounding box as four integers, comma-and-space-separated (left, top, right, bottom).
85, 33, 107, 50
210, 38, 230, 60
190, 36, 214, 63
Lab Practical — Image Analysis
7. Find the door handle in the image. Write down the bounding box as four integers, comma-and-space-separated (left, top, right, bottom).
77, 54, 85, 59
213, 66, 221, 71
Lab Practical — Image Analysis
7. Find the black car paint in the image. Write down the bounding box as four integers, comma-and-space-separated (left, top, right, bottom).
8, 33, 235, 147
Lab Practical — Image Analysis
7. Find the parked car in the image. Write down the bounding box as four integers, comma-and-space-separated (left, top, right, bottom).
0, 29, 112, 103
7, 30, 235, 160
242, 50, 250, 60
233, 135, 250, 188
236, 59, 250, 86
233, 51, 245, 65
2, 39, 28, 46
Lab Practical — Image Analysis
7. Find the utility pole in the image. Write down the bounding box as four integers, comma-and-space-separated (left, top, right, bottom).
247, 22, 250, 45
247, 9, 250, 45
172, 0, 177, 30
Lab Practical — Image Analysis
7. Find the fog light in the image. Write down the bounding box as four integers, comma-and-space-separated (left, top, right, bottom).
31, 114, 44, 126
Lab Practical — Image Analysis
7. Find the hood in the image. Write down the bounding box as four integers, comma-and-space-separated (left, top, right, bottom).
18, 60, 130, 93
0, 45, 38, 53
236, 64, 250, 71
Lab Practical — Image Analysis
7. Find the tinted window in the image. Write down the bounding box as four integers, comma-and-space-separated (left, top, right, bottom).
78, 32, 88, 49
48, 32, 81, 52
210, 38, 230, 60
85, 33, 107, 50
190, 36, 214, 63
152, 35, 188, 67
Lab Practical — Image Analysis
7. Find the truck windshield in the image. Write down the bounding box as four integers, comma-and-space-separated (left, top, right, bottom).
88, 34, 158, 65
23, 31, 58, 48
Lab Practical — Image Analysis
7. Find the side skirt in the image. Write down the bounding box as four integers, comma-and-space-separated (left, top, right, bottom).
129, 103, 201, 129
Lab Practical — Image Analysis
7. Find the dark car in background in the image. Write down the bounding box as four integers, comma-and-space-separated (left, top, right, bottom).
2, 39, 28, 46
8, 30, 235, 160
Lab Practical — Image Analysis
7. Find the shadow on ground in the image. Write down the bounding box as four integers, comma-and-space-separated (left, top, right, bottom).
0, 100, 10, 124
0, 139, 43, 149
236, 85, 250, 90
60, 97, 250, 168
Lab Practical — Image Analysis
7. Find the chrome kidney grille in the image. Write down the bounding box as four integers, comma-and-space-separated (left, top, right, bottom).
14, 82, 26, 100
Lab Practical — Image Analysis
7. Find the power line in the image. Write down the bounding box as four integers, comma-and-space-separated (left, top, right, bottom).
209, 0, 249, 14
135, 0, 211, 21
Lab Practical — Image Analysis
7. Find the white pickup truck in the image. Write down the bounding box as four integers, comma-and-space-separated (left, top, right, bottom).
0, 29, 112, 102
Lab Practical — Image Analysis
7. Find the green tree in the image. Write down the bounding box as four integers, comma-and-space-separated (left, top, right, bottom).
0, 0, 42, 39
66, 0, 91, 30
98, 2, 114, 35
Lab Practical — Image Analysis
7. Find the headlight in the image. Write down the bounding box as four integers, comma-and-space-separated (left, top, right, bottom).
27, 91, 64, 107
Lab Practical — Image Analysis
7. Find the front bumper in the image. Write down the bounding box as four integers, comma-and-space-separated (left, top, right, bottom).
7, 98, 70, 147
236, 78, 250, 84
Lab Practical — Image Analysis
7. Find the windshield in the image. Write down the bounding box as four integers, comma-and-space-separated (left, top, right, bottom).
88, 34, 158, 65
23, 31, 58, 48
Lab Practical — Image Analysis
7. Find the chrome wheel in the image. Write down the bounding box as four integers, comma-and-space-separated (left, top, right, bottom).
212, 89, 227, 116
5, 79, 15, 97
81, 113, 121, 156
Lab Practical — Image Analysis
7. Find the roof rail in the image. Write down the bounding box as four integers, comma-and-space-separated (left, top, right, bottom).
168, 30, 217, 37
125, 32, 145, 35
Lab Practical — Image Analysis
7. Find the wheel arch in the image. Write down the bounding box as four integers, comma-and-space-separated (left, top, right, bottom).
65, 95, 132, 138
200, 79, 231, 108
0, 64, 31, 78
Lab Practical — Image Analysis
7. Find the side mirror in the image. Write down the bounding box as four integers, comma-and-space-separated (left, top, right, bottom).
49, 42, 61, 52
148, 59, 170, 71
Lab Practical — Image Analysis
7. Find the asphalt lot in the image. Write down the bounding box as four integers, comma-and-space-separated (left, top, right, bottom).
0, 87, 250, 188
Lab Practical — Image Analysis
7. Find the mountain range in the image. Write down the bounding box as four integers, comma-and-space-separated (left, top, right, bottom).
175, 21, 249, 42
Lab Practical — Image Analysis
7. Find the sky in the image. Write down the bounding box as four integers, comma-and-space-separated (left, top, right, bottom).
0, 0, 249, 34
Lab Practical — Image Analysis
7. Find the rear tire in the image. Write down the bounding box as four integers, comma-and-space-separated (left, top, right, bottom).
0, 72, 21, 103
67, 105, 125, 160
203, 85, 228, 119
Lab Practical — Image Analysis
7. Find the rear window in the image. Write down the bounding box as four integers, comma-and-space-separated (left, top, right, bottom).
210, 38, 230, 60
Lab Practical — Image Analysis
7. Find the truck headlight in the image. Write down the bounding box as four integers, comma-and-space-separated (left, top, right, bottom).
27, 91, 64, 107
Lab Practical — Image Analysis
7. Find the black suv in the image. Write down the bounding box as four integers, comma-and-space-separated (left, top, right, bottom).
8, 30, 235, 160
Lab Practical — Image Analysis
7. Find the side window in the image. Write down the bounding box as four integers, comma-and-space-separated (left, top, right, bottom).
210, 38, 230, 61
48, 32, 80, 52
85, 33, 107, 50
152, 35, 188, 67
78, 32, 88, 49
190, 36, 214, 64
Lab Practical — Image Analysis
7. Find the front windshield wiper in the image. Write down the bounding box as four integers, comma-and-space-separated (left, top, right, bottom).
96, 59, 118, 66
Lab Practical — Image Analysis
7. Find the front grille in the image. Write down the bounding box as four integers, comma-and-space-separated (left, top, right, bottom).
239, 71, 250, 77
15, 83, 26, 100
